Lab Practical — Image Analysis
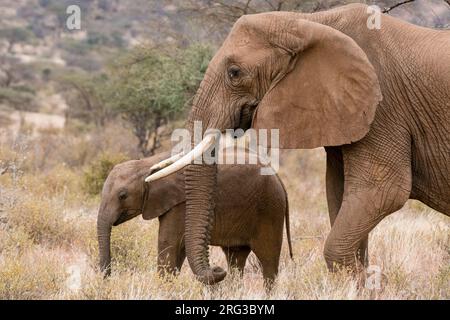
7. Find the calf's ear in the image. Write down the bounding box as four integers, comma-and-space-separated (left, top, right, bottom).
141, 172, 185, 220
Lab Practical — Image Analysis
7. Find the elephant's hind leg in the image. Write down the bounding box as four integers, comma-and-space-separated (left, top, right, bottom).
251, 236, 282, 289
222, 246, 251, 276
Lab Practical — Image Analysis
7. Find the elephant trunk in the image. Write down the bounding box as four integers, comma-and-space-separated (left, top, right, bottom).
182, 77, 227, 284
184, 162, 226, 284
97, 214, 112, 277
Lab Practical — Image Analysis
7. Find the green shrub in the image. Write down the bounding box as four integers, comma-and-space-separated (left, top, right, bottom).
83, 152, 129, 196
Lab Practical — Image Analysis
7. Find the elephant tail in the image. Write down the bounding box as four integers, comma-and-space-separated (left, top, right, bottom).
285, 193, 293, 260
277, 175, 293, 260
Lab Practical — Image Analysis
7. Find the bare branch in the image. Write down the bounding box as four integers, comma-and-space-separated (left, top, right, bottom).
383, 0, 416, 13
243, 0, 253, 14
275, 0, 286, 11
263, 0, 278, 11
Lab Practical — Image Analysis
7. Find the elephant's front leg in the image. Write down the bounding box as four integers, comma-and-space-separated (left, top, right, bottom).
157, 239, 185, 276
325, 147, 369, 267
324, 189, 391, 273
324, 137, 412, 274
157, 206, 186, 276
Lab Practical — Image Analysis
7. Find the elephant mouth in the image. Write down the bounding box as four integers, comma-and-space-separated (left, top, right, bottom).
113, 212, 126, 226
113, 209, 140, 226
235, 102, 258, 132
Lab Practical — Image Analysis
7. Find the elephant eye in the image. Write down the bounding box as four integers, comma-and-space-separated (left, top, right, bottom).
118, 190, 127, 201
227, 66, 241, 80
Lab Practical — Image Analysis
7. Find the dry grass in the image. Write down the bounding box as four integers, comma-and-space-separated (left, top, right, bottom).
0, 130, 449, 300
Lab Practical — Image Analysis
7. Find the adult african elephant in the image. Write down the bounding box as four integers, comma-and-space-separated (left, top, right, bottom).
146, 4, 450, 284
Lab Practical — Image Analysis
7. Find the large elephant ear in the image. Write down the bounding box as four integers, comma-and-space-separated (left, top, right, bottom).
248, 13, 382, 149
142, 172, 185, 220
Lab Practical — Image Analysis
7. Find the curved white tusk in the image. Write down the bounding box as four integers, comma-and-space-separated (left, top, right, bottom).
150, 152, 184, 172
145, 134, 216, 183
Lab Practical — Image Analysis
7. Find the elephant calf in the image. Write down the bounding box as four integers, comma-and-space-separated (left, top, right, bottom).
97, 150, 292, 285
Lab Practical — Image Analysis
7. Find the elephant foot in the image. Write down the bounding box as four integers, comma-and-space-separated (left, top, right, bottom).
196, 266, 227, 285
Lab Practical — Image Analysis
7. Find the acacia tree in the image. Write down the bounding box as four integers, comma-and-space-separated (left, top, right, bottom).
108, 44, 212, 156
58, 72, 113, 127
0, 27, 37, 110
0, 27, 32, 53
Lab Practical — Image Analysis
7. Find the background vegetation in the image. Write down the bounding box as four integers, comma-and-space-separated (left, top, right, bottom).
0, 0, 449, 299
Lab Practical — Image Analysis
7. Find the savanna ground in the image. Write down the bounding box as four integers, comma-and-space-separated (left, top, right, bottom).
0, 119, 448, 300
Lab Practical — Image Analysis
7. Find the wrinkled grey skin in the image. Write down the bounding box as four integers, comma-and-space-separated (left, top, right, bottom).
97, 152, 292, 286
177, 4, 450, 283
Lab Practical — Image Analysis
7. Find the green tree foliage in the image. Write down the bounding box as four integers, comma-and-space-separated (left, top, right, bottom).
0, 27, 37, 110
0, 27, 33, 52
106, 44, 213, 156
180, 44, 213, 97
83, 152, 129, 196
58, 72, 113, 128
0, 87, 36, 111
57, 44, 212, 157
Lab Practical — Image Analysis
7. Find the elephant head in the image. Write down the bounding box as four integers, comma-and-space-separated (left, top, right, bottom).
97, 153, 185, 276
145, 12, 382, 284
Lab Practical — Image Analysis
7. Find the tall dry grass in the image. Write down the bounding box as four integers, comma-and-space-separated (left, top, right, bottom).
0, 128, 449, 299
